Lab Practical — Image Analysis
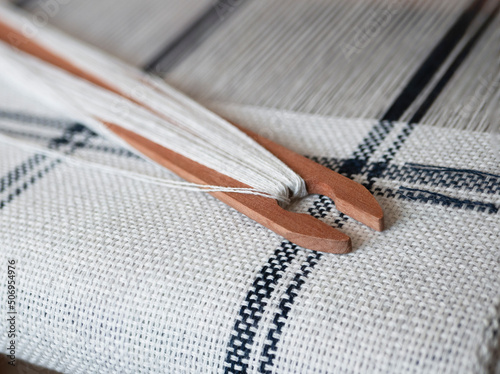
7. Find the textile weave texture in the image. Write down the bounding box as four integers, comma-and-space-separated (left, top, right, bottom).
0, 74, 499, 373
1, 0, 500, 372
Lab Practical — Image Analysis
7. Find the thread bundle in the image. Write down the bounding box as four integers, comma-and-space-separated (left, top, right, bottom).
0, 4, 308, 204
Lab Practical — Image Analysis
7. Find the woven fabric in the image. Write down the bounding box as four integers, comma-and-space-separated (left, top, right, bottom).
1, 0, 500, 372
0, 70, 499, 373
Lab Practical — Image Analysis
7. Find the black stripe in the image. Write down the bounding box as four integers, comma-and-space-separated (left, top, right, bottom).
84, 144, 140, 159
0, 159, 61, 210
309, 195, 349, 226
408, 1, 500, 123
364, 123, 417, 186
226, 2, 492, 367
259, 252, 323, 373
395, 187, 498, 214
385, 163, 500, 195
315, 156, 499, 206
223, 191, 351, 373
0, 123, 96, 211
381, 0, 487, 122
338, 0, 488, 178
48, 123, 96, 152
365, 1, 498, 187
0, 110, 71, 129
0, 126, 56, 142
0, 153, 46, 194
0, 109, 138, 157
144, 0, 248, 74
337, 120, 394, 176
224, 242, 300, 373
13, 0, 34, 8
405, 163, 500, 180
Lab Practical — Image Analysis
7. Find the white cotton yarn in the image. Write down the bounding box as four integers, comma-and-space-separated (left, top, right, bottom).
0, 133, 294, 199
0, 4, 307, 204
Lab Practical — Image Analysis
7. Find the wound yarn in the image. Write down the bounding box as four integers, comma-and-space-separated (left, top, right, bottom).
0, 5, 308, 204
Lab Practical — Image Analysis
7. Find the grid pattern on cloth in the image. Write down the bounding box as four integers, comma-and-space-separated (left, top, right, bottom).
0, 73, 499, 373
1, 0, 499, 372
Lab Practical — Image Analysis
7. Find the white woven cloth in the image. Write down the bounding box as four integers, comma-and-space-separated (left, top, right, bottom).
0, 71, 499, 373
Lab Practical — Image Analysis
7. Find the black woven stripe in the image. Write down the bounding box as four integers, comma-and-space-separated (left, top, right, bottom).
0, 126, 56, 142
0, 123, 96, 211
314, 156, 500, 196
84, 143, 140, 159
408, 1, 500, 124
224, 242, 300, 373
337, 120, 393, 176
382, 0, 487, 122
144, 0, 248, 74
364, 123, 417, 188
379, 187, 498, 214
48, 123, 97, 153
0, 110, 71, 129
0, 153, 46, 194
308, 195, 349, 226
338, 0, 487, 178
365, 1, 499, 188
383, 163, 500, 195
0, 159, 61, 210
0, 109, 140, 157
314, 156, 500, 212
13, 0, 34, 8
259, 252, 323, 373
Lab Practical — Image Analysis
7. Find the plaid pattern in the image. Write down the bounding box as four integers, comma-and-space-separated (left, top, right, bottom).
0, 81, 498, 372
1, 0, 499, 372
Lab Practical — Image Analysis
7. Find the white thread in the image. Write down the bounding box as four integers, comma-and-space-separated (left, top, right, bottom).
9, 0, 497, 132
0, 5, 308, 204
0, 133, 289, 200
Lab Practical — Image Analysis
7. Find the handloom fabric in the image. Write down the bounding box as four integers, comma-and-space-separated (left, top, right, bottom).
0, 74, 499, 373
1, 0, 500, 372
